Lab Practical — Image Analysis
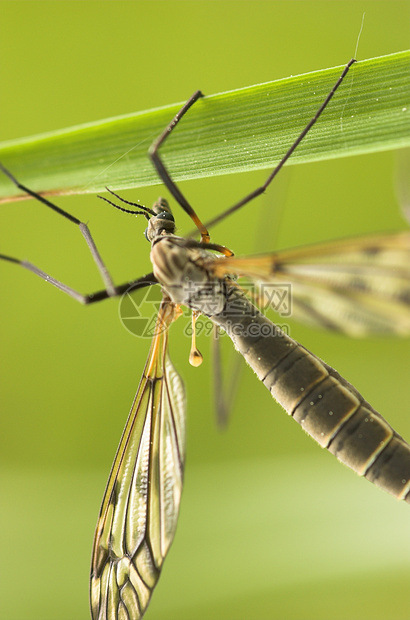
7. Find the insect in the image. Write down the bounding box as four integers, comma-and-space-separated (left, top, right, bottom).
1, 58, 410, 619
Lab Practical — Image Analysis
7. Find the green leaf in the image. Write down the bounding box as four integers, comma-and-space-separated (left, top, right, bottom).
0, 51, 409, 202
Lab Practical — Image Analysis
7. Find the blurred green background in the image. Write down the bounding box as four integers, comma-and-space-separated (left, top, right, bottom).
1, 2, 409, 619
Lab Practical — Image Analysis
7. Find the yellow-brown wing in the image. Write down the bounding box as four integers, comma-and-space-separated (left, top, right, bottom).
90, 300, 185, 620
211, 231, 410, 336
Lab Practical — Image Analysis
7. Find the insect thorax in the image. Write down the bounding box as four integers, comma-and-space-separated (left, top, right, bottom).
150, 236, 227, 315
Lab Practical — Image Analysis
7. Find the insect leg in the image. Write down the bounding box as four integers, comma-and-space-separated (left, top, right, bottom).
0, 251, 157, 305
0, 162, 117, 296
212, 324, 243, 428
204, 58, 357, 230
149, 91, 211, 242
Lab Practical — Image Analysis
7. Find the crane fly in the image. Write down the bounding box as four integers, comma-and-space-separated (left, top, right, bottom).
1, 58, 410, 620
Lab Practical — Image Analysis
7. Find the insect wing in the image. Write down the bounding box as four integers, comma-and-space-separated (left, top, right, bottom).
90, 302, 186, 620
212, 231, 410, 336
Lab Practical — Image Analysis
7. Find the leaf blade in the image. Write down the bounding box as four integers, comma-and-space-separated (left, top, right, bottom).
0, 51, 409, 201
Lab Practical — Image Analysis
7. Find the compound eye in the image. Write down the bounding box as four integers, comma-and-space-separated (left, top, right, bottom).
157, 211, 175, 222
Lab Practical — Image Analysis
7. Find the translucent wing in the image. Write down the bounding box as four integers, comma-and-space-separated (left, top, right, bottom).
90, 300, 186, 620
211, 231, 410, 336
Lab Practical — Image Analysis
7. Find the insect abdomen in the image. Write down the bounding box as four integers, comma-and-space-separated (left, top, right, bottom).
212, 287, 410, 502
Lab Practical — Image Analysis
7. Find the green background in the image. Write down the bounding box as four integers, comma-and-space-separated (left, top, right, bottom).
1, 2, 409, 620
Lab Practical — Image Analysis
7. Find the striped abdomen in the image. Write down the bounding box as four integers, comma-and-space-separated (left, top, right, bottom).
212, 286, 410, 503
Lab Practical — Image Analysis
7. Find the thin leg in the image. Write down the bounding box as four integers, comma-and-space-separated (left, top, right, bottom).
212, 325, 243, 428
203, 58, 357, 230
178, 238, 234, 257
0, 163, 117, 297
0, 252, 157, 304
149, 90, 211, 243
